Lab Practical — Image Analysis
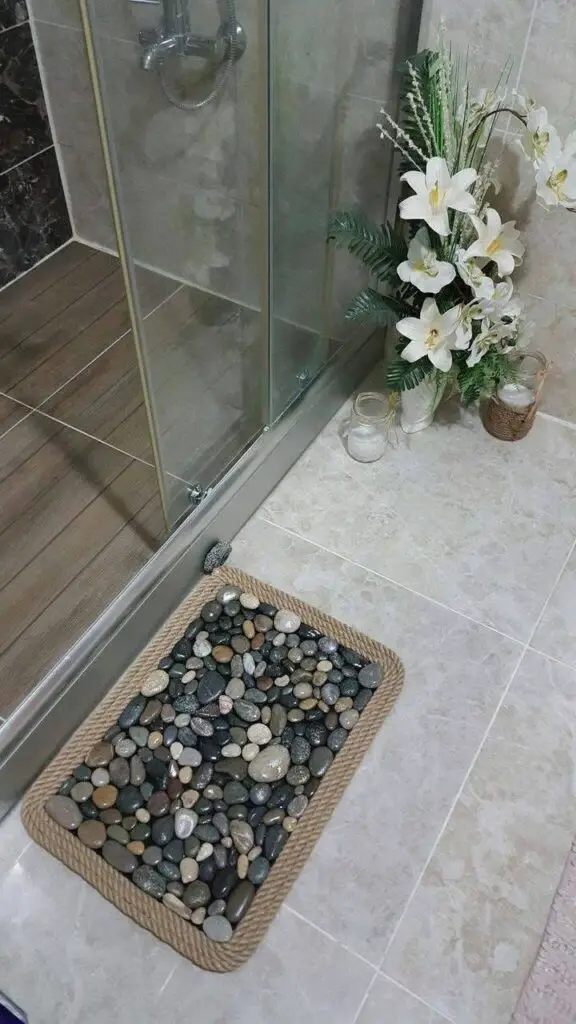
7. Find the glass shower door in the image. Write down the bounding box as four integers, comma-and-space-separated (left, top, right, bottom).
81, 0, 268, 527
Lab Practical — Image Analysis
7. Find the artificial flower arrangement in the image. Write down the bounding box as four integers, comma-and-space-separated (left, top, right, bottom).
330, 42, 574, 412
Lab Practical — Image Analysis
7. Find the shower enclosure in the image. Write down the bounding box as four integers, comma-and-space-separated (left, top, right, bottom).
0, 0, 422, 810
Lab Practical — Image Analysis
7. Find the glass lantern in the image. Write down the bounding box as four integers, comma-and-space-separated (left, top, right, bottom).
346, 392, 392, 463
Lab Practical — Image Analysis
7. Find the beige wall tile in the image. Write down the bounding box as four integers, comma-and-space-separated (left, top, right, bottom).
383, 649, 576, 1024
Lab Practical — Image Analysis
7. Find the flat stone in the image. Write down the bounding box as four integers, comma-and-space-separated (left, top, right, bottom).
216, 584, 241, 604
287, 794, 309, 818
225, 880, 256, 924
70, 781, 93, 803
133, 865, 166, 899
151, 816, 175, 846
129, 755, 146, 786
197, 670, 227, 705
108, 757, 130, 788
226, 678, 245, 699
107, 824, 130, 845
286, 765, 310, 786
264, 823, 289, 862
247, 855, 270, 885
115, 785, 144, 815
118, 695, 147, 730
85, 741, 114, 769
115, 738, 137, 758
249, 782, 272, 806
340, 708, 360, 730
177, 747, 202, 768
129, 726, 149, 748
358, 663, 383, 689
92, 785, 118, 809
233, 699, 260, 724
203, 915, 233, 942
242, 742, 259, 762
190, 717, 214, 737
163, 893, 192, 920
182, 880, 212, 908
77, 819, 107, 848
102, 840, 138, 873
230, 820, 254, 855
147, 791, 170, 817
309, 746, 333, 778
142, 845, 163, 866
270, 704, 288, 737
248, 745, 290, 783
274, 609, 302, 633
141, 669, 170, 697
290, 737, 311, 765
223, 781, 249, 804
180, 857, 199, 883
247, 723, 272, 746
239, 592, 259, 610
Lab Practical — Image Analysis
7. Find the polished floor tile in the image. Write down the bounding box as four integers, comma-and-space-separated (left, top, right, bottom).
259, 404, 576, 642
356, 975, 452, 1024
232, 517, 521, 963
531, 546, 576, 668
383, 650, 576, 1024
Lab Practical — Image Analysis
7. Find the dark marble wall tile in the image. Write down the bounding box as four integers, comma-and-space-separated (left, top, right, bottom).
0, 147, 71, 285
0, 1, 28, 31
0, 20, 51, 173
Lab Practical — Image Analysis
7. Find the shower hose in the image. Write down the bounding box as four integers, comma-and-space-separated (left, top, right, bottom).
160, 0, 238, 110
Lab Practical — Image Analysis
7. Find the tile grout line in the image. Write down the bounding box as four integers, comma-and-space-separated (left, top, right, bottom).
524, 536, 576, 650
351, 971, 379, 1024
513, 0, 539, 93
526, 644, 576, 673
0, 143, 54, 179
255, 513, 525, 647
283, 904, 379, 970
379, 971, 458, 1024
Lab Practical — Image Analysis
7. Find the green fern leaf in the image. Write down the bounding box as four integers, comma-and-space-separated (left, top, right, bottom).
328, 212, 406, 282
345, 288, 412, 326
386, 357, 434, 391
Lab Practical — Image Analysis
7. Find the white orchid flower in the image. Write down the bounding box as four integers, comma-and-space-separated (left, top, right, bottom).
465, 207, 525, 276
397, 297, 463, 372
480, 278, 522, 322
455, 249, 495, 299
535, 147, 576, 208
399, 157, 477, 237
466, 319, 510, 367
518, 106, 562, 164
397, 228, 456, 294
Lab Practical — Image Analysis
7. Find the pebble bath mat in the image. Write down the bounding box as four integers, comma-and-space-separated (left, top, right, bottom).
21, 568, 404, 972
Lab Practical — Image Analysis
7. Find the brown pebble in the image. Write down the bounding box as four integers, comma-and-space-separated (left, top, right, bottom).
148, 791, 170, 817
77, 819, 107, 849
167, 779, 183, 800
85, 741, 114, 768
212, 645, 233, 664
300, 698, 318, 711
181, 790, 200, 809
242, 620, 256, 639
256, 677, 273, 692
92, 785, 118, 809
335, 697, 353, 712
231, 635, 250, 654
122, 816, 137, 832
254, 615, 273, 633
127, 841, 145, 856
100, 807, 122, 825
251, 633, 265, 650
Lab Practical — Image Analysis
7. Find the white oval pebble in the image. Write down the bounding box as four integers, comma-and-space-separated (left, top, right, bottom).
225, 678, 245, 699
221, 743, 242, 758
274, 609, 302, 633
275, 675, 291, 688
316, 660, 333, 672
197, 842, 214, 862
163, 893, 192, 920
191, 907, 206, 925
181, 670, 196, 684
243, 652, 256, 675
180, 857, 199, 883
174, 808, 198, 840
179, 766, 193, 784
91, 768, 110, 787
237, 853, 249, 878
135, 808, 150, 823
178, 748, 202, 768
241, 742, 260, 762
218, 695, 233, 714
247, 723, 272, 746
140, 669, 169, 697
248, 845, 262, 861
239, 592, 259, 610
193, 638, 212, 658
170, 741, 184, 760
272, 632, 286, 647
147, 731, 163, 749
115, 738, 136, 757
174, 713, 190, 727
181, 789, 200, 808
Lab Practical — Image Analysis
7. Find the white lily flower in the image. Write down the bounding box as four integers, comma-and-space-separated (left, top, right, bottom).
535, 147, 576, 208
399, 157, 477, 237
480, 278, 522, 322
465, 207, 525, 276
466, 318, 510, 367
454, 298, 487, 349
397, 297, 463, 372
397, 228, 456, 294
518, 106, 562, 164
455, 249, 495, 299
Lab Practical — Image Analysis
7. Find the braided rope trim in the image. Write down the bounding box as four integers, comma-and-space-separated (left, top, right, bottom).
21, 568, 404, 973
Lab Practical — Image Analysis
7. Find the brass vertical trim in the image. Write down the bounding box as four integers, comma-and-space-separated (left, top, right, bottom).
78, 0, 171, 532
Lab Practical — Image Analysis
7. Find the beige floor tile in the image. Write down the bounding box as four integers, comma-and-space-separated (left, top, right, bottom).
161, 907, 373, 1024
382, 650, 576, 1024
357, 975, 452, 1024
531, 546, 576, 668
231, 518, 521, 962
258, 405, 576, 641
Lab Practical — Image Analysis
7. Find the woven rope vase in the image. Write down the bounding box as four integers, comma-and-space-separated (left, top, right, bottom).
480, 395, 539, 441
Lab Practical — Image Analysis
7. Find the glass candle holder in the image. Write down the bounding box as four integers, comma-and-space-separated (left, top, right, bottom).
496, 350, 548, 409
346, 391, 391, 463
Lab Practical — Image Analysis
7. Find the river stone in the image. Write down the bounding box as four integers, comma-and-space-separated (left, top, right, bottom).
92, 785, 118, 810
263, 807, 285, 825
118, 695, 147, 730
115, 738, 137, 758
108, 757, 130, 788
290, 737, 311, 765
288, 794, 309, 818
114, 784, 143, 815
195, 824, 220, 844
247, 723, 272, 746
286, 765, 310, 786
128, 726, 149, 748
230, 820, 254, 855
193, 638, 212, 658
225, 879, 256, 924
129, 755, 146, 785
221, 743, 242, 759
239, 592, 259, 610
180, 857, 199, 883
77, 819, 106, 848
327, 727, 348, 753
197, 670, 227, 705
223, 781, 249, 804
182, 880, 211, 908
340, 708, 360, 730
270, 704, 287, 737
141, 669, 170, 697
70, 781, 93, 804
274, 609, 301, 634
177, 747, 202, 768
194, 763, 214, 790
158, 860, 180, 881
203, 915, 233, 942
248, 744, 290, 783
309, 746, 333, 778
85, 741, 114, 769
212, 811, 230, 837
248, 782, 271, 806
133, 865, 166, 899
264, 824, 289, 862
216, 584, 241, 605
147, 791, 169, 818
163, 893, 192, 920
233, 699, 260, 724
107, 824, 130, 845
151, 816, 175, 846
358, 663, 383, 689
142, 845, 163, 866
102, 840, 138, 873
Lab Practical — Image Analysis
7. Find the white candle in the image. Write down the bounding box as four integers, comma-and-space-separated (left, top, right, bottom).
347, 423, 387, 462
497, 382, 535, 409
